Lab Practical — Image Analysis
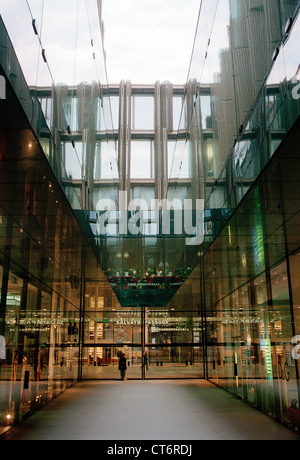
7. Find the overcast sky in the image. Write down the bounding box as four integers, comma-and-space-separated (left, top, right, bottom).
0, 0, 230, 86
101, 0, 201, 84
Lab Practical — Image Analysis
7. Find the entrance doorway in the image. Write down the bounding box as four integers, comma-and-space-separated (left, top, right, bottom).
80, 308, 205, 380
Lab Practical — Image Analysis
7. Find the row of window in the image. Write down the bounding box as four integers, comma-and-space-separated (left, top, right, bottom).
64, 139, 199, 181
39, 94, 213, 133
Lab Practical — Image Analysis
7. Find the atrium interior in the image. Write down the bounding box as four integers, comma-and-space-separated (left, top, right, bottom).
1, 0, 300, 440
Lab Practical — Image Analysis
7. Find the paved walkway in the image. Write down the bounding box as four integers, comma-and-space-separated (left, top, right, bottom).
1, 380, 300, 441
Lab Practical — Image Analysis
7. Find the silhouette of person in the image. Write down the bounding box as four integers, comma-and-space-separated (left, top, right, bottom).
144, 352, 149, 370
119, 353, 127, 381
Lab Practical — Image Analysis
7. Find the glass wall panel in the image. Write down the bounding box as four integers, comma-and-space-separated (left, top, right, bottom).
286, 253, 300, 424
145, 346, 203, 379
100, 96, 119, 132
80, 308, 204, 380
131, 141, 154, 179
94, 141, 119, 180
64, 142, 82, 180
197, 137, 300, 430
173, 96, 186, 131
270, 262, 297, 425
200, 95, 212, 130
132, 96, 154, 130
168, 140, 190, 179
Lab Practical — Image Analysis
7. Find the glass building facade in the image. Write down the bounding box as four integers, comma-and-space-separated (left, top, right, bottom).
0, 0, 300, 435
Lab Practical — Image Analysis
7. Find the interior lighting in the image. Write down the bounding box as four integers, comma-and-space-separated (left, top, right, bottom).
207, 143, 213, 161
242, 255, 247, 267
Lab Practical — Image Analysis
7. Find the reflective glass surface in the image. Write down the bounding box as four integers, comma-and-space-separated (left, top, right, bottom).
0, 0, 300, 436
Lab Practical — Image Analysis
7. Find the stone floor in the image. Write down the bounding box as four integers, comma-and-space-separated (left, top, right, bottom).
1, 380, 300, 441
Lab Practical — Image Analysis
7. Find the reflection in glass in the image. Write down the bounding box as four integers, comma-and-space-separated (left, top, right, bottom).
132, 96, 154, 130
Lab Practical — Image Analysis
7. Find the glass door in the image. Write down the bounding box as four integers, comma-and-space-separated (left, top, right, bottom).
144, 345, 204, 379
81, 345, 143, 380
80, 308, 205, 380
81, 308, 143, 379
144, 309, 205, 379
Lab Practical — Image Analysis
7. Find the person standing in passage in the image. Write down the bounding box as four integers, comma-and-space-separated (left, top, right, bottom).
144, 352, 149, 371
119, 353, 127, 381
